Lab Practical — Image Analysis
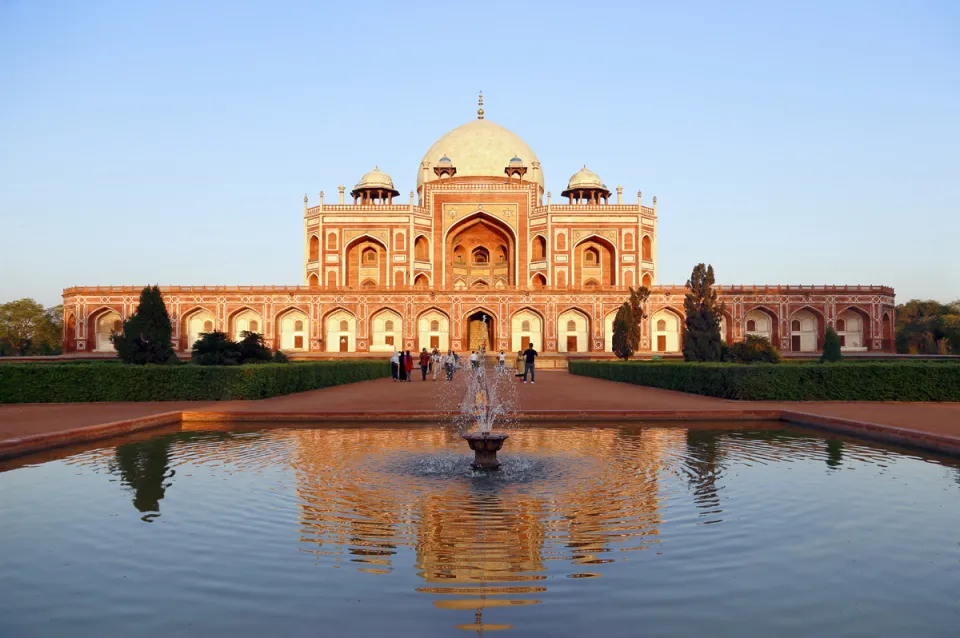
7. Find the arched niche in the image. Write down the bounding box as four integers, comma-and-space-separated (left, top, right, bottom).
277, 308, 309, 351
651, 308, 682, 353
511, 309, 543, 352
370, 308, 402, 352
558, 308, 590, 353
325, 310, 356, 353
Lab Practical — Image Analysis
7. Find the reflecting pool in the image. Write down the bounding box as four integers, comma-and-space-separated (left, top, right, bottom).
2, 423, 959, 637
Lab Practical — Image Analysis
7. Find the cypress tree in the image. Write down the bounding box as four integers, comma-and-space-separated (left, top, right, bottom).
821, 326, 843, 363
612, 303, 634, 360
682, 263, 726, 362
112, 285, 176, 364
611, 286, 651, 360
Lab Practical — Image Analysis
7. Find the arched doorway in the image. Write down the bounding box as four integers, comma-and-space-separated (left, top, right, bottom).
418, 310, 450, 351
277, 309, 308, 351
744, 308, 776, 343
790, 309, 821, 352
93, 310, 122, 352
464, 309, 495, 352
558, 309, 590, 353
231, 309, 262, 340
511, 310, 542, 352
325, 310, 356, 353
651, 309, 681, 353
446, 212, 515, 288
345, 236, 387, 289
575, 235, 616, 288
183, 308, 216, 351
370, 309, 402, 352
836, 308, 869, 351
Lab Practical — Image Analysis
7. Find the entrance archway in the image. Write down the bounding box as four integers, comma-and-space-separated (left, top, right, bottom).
651, 309, 682, 353
445, 212, 515, 288
558, 308, 590, 353
464, 309, 495, 353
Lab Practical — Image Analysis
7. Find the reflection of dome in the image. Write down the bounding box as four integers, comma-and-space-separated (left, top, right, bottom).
355, 166, 396, 191
566, 166, 605, 190
418, 119, 543, 190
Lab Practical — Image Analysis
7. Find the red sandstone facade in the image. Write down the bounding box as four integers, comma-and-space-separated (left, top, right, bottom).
61, 103, 895, 357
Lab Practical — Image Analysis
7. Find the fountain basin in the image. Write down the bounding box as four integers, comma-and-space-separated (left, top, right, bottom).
462, 432, 509, 470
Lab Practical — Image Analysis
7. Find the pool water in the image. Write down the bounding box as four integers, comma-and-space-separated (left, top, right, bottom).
2, 423, 959, 637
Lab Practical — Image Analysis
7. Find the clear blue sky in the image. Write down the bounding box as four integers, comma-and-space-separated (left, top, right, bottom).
1, 0, 957, 307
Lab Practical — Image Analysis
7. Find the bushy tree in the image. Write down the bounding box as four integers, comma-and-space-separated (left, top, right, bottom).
191, 330, 283, 365
191, 331, 242, 365
237, 331, 273, 363
611, 286, 651, 360
729, 335, 781, 363
895, 299, 960, 354
821, 326, 843, 363
682, 264, 726, 361
112, 286, 176, 364
0, 298, 47, 355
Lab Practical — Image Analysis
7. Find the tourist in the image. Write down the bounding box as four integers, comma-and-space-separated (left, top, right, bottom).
515, 350, 524, 378
432, 350, 442, 380
444, 350, 456, 381
419, 348, 430, 381
522, 344, 538, 384
498, 350, 506, 371
404, 349, 413, 381
397, 350, 407, 382
390, 350, 399, 381
470, 351, 479, 370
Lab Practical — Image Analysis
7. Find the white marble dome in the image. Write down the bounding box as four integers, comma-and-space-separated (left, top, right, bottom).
566, 166, 606, 191
417, 119, 543, 190
355, 166, 396, 191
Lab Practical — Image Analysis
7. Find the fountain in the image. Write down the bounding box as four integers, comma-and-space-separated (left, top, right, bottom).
461, 315, 510, 470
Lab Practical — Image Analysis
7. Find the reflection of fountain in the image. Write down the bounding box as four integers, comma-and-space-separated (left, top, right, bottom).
462, 315, 509, 470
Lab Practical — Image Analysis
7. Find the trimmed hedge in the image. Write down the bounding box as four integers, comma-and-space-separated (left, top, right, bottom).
569, 360, 960, 401
0, 361, 389, 403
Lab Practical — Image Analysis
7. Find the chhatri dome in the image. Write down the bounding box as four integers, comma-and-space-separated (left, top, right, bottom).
417, 93, 544, 191
354, 166, 397, 192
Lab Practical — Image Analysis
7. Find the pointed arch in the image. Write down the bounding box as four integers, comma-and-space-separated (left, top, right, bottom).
323, 307, 356, 353
531, 273, 547, 289
307, 273, 320, 289
789, 305, 825, 352
88, 305, 123, 353
228, 306, 264, 340
511, 307, 544, 352
413, 273, 430, 289
573, 233, 617, 287
444, 210, 518, 287
414, 234, 430, 262
744, 305, 779, 345
641, 273, 653, 288
530, 233, 547, 261
344, 234, 388, 289
557, 307, 591, 353
835, 305, 871, 351
309, 235, 319, 261
650, 307, 683, 353
181, 305, 218, 351
276, 306, 309, 351
418, 307, 451, 351
641, 234, 652, 261
370, 307, 403, 352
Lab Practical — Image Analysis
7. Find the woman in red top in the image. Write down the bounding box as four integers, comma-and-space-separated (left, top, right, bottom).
404, 350, 414, 382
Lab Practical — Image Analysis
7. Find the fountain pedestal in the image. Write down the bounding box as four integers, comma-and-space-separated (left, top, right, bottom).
462, 432, 509, 470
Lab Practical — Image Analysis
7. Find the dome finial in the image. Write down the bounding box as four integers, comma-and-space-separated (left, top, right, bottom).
477, 91, 484, 120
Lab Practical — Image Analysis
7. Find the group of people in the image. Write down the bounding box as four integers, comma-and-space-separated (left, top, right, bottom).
390, 345, 539, 384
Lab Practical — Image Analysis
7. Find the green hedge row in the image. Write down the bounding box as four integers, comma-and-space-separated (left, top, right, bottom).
0, 361, 390, 403
568, 361, 960, 401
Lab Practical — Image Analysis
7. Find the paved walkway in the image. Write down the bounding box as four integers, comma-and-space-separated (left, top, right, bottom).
2, 370, 959, 442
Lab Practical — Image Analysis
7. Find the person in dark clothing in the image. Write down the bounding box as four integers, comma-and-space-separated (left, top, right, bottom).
522, 345, 538, 384
398, 350, 407, 381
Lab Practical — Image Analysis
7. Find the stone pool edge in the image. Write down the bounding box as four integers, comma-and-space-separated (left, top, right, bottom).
2, 408, 959, 460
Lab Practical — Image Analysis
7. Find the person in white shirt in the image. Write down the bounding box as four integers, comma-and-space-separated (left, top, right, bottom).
389, 350, 399, 381
444, 351, 457, 380
432, 351, 442, 380
497, 350, 506, 371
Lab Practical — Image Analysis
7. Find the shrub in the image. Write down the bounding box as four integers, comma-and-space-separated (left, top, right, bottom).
112, 286, 176, 364
683, 263, 725, 362
191, 331, 242, 365
236, 331, 273, 364
729, 335, 781, 364
821, 326, 843, 363
272, 350, 289, 363
568, 360, 960, 401
0, 360, 389, 403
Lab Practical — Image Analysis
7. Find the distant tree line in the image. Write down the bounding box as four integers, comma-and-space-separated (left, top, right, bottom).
895, 300, 960, 354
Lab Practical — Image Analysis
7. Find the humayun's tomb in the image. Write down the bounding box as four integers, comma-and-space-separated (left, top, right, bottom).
62, 96, 896, 358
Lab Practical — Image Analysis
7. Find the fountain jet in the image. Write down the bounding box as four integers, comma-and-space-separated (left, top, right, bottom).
461, 315, 509, 470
